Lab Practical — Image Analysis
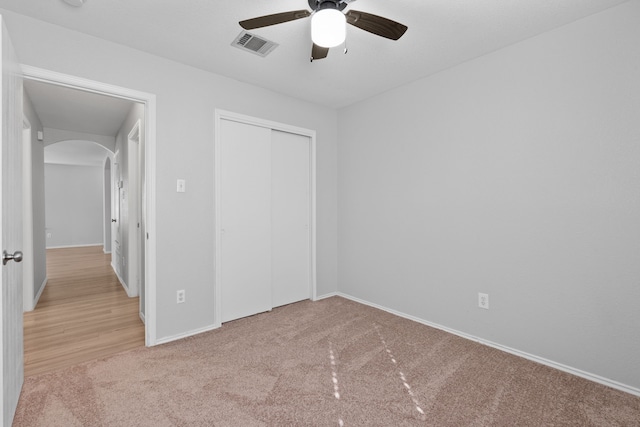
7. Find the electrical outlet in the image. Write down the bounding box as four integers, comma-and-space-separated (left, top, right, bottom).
177, 290, 186, 304
46, 232, 52, 239
478, 293, 489, 310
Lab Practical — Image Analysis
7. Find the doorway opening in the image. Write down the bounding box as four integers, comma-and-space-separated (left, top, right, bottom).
20, 66, 157, 375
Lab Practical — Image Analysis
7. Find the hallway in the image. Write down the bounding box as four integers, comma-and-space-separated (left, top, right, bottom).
23, 246, 145, 377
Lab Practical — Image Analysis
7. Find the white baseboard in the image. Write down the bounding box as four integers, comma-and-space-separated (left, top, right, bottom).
103, 249, 112, 254
47, 243, 103, 249
111, 263, 135, 298
314, 292, 338, 301
155, 323, 219, 346
33, 277, 47, 308
336, 292, 640, 398
24, 276, 48, 312
139, 311, 146, 325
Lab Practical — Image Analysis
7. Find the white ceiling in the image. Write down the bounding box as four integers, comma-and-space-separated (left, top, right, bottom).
24, 79, 135, 136
0, 0, 630, 109
24, 72, 134, 167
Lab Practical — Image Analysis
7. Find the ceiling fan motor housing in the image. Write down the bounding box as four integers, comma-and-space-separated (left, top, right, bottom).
309, 0, 348, 12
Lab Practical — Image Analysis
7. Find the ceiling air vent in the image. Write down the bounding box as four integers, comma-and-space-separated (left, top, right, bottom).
231, 31, 278, 57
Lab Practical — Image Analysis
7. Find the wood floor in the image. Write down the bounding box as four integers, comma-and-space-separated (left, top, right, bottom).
23, 246, 145, 377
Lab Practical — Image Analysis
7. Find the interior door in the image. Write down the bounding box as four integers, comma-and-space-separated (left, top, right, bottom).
271, 130, 310, 307
127, 123, 139, 296
137, 125, 146, 320
219, 119, 272, 323
0, 16, 24, 427
112, 160, 121, 276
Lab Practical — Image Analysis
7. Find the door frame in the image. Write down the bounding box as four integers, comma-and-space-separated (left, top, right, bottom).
21, 65, 159, 346
213, 109, 317, 328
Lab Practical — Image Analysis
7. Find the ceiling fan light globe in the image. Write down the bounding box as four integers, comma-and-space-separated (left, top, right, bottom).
311, 9, 346, 48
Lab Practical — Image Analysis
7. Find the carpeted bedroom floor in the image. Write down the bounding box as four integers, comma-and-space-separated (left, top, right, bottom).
13, 296, 640, 426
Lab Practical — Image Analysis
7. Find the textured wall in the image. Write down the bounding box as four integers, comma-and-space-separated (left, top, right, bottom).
338, 2, 640, 390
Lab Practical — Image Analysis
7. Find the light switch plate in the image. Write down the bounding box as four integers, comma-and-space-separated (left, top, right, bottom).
177, 179, 186, 193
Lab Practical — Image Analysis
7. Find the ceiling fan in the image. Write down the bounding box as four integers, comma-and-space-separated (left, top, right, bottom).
239, 0, 408, 61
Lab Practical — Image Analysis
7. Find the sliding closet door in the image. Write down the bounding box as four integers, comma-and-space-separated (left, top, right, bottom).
271, 130, 311, 307
219, 119, 272, 323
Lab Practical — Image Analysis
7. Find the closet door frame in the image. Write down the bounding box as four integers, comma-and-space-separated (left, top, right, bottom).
213, 109, 317, 328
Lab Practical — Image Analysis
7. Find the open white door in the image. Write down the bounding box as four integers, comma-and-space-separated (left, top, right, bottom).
112, 159, 122, 277
0, 15, 24, 427
127, 120, 140, 298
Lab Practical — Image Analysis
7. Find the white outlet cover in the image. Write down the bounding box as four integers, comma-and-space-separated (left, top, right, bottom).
177, 290, 186, 303
478, 293, 489, 309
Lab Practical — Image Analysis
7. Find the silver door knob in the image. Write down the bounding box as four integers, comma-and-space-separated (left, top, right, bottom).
2, 250, 23, 266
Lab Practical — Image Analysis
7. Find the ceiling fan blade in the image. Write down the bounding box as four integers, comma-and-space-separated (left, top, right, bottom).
239, 10, 311, 30
345, 10, 407, 40
311, 43, 329, 61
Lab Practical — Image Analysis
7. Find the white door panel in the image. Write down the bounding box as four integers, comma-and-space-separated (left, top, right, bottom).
112, 160, 121, 276
0, 16, 24, 427
271, 131, 310, 308
219, 119, 272, 323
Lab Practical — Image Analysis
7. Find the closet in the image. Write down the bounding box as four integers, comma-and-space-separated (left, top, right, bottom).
216, 115, 313, 323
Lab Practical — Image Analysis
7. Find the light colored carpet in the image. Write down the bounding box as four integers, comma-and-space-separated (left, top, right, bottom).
14, 297, 640, 426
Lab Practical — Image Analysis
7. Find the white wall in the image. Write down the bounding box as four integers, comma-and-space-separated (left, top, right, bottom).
44, 127, 115, 152
338, 1, 640, 391
0, 9, 339, 340
44, 163, 104, 248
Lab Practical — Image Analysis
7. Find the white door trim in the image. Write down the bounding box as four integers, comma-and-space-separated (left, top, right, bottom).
214, 109, 317, 328
21, 65, 159, 346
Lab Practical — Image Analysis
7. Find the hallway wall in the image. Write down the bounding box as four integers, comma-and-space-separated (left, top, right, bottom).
23, 91, 47, 305
44, 163, 104, 248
